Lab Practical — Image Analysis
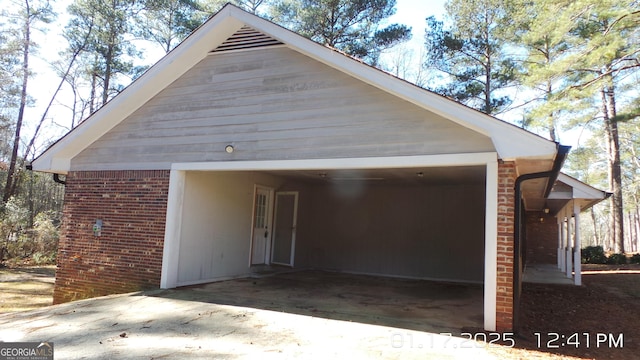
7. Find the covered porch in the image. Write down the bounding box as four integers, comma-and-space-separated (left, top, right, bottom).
525, 173, 610, 285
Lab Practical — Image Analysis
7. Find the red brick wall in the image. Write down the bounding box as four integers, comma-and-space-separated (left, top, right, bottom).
525, 212, 558, 264
53, 170, 170, 304
496, 161, 516, 331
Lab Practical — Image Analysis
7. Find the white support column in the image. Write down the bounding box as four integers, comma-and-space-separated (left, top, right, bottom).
484, 160, 498, 332
566, 212, 573, 278
160, 169, 186, 289
560, 217, 566, 272
557, 217, 563, 269
574, 203, 582, 286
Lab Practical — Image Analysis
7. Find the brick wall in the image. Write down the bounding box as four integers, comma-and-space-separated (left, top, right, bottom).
525, 212, 559, 264
53, 170, 170, 304
496, 161, 516, 331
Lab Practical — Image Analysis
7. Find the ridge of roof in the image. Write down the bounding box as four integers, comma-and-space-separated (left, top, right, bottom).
32, 3, 558, 174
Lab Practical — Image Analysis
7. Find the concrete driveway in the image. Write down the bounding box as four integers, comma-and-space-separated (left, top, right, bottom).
0, 271, 498, 359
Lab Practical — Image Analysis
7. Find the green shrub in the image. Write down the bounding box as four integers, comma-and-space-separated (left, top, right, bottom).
606, 253, 627, 265
630, 254, 640, 264
582, 246, 607, 264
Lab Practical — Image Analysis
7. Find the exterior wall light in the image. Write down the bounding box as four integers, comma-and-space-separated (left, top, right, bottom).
225, 145, 234, 153
93, 219, 103, 237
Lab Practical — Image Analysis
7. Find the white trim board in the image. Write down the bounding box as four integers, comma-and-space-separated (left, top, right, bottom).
171, 153, 498, 172
484, 160, 498, 331
160, 170, 186, 289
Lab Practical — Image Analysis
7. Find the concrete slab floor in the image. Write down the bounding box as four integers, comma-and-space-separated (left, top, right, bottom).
0, 271, 492, 359
523, 264, 575, 285
163, 270, 484, 333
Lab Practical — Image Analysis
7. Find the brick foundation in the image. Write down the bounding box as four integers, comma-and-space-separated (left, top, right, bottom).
496, 161, 516, 331
53, 170, 170, 304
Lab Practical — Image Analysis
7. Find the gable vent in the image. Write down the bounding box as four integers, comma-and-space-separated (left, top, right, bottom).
211, 25, 283, 52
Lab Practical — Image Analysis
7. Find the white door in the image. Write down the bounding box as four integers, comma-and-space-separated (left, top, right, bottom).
251, 186, 272, 265
271, 192, 298, 266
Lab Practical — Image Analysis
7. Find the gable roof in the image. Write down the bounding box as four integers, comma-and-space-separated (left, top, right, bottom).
547, 173, 611, 215
32, 3, 558, 174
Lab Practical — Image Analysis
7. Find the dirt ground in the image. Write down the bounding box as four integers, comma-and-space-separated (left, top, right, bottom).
493, 264, 640, 360
0, 264, 637, 359
0, 265, 55, 313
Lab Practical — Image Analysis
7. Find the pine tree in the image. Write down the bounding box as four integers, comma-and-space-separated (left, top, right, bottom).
268, 0, 411, 65
65, 0, 146, 110
423, 0, 519, 115
576, 0, 639, 253
0, 0, 54, 204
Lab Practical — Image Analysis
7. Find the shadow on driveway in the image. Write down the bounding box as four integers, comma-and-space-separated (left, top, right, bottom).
154, 270, 484, 334
0, 271, 494, 359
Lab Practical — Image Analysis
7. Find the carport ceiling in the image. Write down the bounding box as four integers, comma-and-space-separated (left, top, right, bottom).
265, 165, 486, 185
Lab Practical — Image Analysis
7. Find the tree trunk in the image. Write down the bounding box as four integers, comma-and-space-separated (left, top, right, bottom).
629, 211, 635, 252
543, 37, 557, 142
103, 42, 113, 106
601, 74, 624, 253
590, 207, 599, 246
24, 26, 90, 159
483, 11, 491, 115
3, 0, 31, 204
636, 209, 640, 253
89, 69, 97, 114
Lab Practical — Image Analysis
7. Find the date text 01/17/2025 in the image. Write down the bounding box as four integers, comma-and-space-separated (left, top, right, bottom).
390, 332, 516, 349
534, 332, 624, 349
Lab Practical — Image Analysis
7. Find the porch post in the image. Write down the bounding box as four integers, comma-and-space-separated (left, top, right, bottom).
574, 203, 582, 286
557, 217, 563, 269
484, 160, 498, 331
560, 217, 566, 272
566, 210, 573, 278
161, 169, 186, 289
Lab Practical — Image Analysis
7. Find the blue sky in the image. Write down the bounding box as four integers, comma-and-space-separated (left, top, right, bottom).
392, 0, 447, 39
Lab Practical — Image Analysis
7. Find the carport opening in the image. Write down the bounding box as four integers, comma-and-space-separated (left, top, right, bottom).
173, 165, 487, 331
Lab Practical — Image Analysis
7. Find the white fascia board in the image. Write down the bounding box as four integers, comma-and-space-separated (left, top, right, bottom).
234, 9, 558, 160
32, 9, 244, 174
547, 191, 573, 200
573, 187, 606, 200
557, 173, 607, 200
171, 153, 498, 172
